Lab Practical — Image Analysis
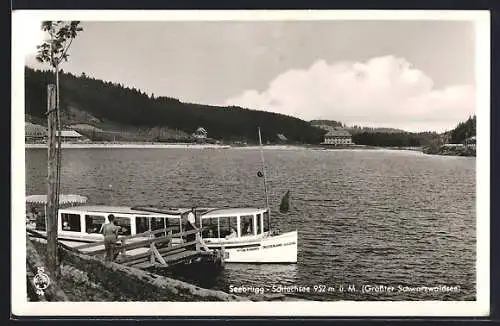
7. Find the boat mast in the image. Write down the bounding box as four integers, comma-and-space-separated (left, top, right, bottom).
258, 127, 271, 226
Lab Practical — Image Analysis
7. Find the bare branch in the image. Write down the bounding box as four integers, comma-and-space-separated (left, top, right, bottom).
59, 37, 74, 64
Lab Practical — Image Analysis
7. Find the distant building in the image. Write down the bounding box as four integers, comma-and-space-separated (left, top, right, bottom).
26, 123, 87, 143
276, 133, 287, 143
322, 128, 354, 146
465, 136, 476, 148
192, 127, 208, 141
25, 122, 47, 143
56, 130, 86, 142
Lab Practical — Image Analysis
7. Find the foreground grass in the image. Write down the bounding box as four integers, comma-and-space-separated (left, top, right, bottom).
31, 240, 133, 301
59, 264, 134, 301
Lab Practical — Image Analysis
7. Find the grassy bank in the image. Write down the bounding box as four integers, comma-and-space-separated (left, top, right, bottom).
423, 145, 476, 157
27, 239, 307, 302
29, 240, 135, 301
25, 142, 231, 149
28, 239, 252, 302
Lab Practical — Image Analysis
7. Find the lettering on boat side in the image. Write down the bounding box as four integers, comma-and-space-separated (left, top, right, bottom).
236, 247, 260, 252
262, 241, 296, 249
262, 243, 282, 249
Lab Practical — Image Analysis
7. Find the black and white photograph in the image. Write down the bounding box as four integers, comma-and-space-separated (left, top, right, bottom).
12, 10, 490, 316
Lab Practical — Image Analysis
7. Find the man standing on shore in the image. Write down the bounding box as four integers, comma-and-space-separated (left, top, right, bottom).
101, 214, 121, 262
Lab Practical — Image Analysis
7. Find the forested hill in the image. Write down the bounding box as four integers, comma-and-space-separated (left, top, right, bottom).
25, 67, 325, 143
309, 119, 344, 128
449, 115, 476, 143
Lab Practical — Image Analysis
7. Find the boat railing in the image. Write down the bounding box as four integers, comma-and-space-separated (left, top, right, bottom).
27, 226, 222, 270
71, 226, 209, 253
69, 226, 179, 250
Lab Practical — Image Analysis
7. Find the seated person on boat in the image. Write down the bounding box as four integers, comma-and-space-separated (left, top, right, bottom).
226, 227, 237, 239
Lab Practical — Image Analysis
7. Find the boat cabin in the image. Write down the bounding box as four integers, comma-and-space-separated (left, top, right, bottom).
34, 205, 190, 242
26, 194, 89, 232
199, 207, 271, 241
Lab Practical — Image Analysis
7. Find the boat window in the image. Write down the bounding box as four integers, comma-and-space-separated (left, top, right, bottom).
219, 216, 237, 238
85, 215, 105, 234
256, 213, 262, 234
263, 211, 270, 232
201, 217, 218, 238
61, 213, 81, 232
114, 216, 131, 235
166, 217, 181, 234
135, 216, 150, 234
151, 217, 165, 230
151, 217, 166, 237
240, 215, 254, 236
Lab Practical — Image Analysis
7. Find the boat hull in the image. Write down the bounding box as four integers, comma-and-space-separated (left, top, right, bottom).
204, 231, 298, 263
28, 229, 298, 264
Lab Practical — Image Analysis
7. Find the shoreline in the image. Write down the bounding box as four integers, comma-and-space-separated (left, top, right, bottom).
26, 142, 473, 157
25, 142, 232, 149
25, 142, 425, 152
24, 143, 475, 157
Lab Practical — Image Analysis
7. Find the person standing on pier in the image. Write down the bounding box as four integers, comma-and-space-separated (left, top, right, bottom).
101, 214, 121, 262
184, 208, 197, 251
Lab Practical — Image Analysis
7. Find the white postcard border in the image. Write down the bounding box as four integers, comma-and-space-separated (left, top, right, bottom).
11, 9, 490, 317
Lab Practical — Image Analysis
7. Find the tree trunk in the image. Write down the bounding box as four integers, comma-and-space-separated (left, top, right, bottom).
46, 84, 59, 278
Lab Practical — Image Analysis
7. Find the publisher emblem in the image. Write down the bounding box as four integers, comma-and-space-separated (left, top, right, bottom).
33, 267, 50, 296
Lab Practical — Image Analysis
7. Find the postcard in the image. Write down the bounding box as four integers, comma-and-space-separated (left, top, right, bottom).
12, 9, 490, 317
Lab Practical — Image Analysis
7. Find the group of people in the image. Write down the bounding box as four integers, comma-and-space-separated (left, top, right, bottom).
227, 222, 252, 239
205, 221, 253, 239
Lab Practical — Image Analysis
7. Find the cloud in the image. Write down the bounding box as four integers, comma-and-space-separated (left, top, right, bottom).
225, 55, 475, 132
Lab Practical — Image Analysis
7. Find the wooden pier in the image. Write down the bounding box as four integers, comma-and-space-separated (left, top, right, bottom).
27, 227, 225, 273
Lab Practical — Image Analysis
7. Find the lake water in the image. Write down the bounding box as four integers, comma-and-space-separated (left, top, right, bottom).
25, 147, 476, 301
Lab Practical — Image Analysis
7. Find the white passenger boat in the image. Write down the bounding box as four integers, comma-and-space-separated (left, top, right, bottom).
197, 207, 298, 263
26, 202, 190, 255
27, 201, 298, 263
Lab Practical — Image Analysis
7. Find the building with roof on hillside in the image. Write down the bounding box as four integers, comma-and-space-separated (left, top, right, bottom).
56, 130, 87, 142
192, 127, 208, 142
276, 133, 288, 143
26, 122, 88, 143
322, 128, 354, 146
25, 122, 48, 143
464, 136, 476, 149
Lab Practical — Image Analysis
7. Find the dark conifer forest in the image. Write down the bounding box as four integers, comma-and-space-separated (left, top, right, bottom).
449, 115, 476, 143
25, 67, 475, 146
25, 67, 326, 143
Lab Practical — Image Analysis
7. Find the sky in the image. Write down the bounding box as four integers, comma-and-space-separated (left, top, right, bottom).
23, 19, 477, 132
